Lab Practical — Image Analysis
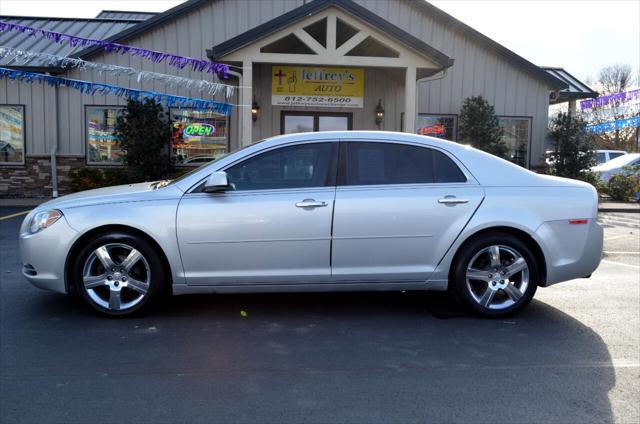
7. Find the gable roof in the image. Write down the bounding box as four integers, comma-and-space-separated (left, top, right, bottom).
72, 0, 208, 60
541, 67, 598, 104
207, 0, 454, 70
0, 15, 142, 68
95, 10, 158, 21
36, 0, 566, 90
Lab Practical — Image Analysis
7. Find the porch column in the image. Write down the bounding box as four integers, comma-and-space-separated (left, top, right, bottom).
568, 99, 577, 117
241, 60, 253, 146
404, 66, 416, 133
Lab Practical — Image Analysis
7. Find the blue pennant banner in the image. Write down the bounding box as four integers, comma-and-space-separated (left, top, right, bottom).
0, 67, 232, 116
585, 116, 640, 134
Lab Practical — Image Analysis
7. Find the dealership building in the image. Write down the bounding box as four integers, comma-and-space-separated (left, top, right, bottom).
0, 0, 595, 198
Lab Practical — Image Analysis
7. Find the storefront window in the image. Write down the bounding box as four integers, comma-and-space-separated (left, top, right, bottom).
170, 109, 229, 165
87, 107, 124, 164
416, 114, 457, 141
0, 105, 25, 164
498, 117, 531, 167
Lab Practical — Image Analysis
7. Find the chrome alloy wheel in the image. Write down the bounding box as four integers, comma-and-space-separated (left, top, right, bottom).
82, 243, 151, 311
465, 245, 529, 310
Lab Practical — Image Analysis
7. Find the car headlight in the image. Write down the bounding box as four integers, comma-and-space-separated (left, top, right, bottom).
28, 209, 63, 234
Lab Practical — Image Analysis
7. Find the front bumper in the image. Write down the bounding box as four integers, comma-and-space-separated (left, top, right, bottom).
536, 219, 603, 286
19, 213, 78, 294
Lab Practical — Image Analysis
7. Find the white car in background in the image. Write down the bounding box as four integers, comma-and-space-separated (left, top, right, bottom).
595, 150, 627, 165
592, 152, 640, 183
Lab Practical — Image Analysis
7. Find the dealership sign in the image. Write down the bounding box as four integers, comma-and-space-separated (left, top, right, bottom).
271, 66, 364, 108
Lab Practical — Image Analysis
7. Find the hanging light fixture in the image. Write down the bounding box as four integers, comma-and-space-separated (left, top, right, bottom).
375, 99, 385, 128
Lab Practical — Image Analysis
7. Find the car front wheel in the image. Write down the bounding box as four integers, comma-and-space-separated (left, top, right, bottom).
73, 232, 166, 317
451, 233, 538, 317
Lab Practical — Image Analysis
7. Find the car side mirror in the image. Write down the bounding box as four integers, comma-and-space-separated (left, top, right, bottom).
203, 171, 229, 193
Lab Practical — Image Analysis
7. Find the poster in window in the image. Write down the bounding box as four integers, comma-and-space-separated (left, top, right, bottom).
0, 106, 24, 163
416, 115, 456, 141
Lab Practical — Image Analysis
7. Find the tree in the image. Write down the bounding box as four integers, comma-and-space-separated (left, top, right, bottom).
458, 96, 507, 158
115, 99, 173, 181
546, 112, 597, 184
597, 64, 632, 94
589, 64, 637, 152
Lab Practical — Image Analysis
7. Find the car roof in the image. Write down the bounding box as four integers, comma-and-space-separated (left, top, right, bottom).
593, 152, 640, 171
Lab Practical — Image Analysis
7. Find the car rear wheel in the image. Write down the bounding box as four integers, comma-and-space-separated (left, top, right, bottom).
451, 233, 538, 317
73, 233, 166, 317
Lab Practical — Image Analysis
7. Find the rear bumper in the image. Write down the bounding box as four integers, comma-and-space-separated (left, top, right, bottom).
19, 215, 78, 294
536, 219, 603, 286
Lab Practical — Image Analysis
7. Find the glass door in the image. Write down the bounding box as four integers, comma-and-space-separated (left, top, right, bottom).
282, 112, 352, 134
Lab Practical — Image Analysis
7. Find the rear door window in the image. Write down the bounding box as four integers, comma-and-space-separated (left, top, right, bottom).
338, 142, 466, 186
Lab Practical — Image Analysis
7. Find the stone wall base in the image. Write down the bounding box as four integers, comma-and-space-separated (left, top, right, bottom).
1, 156, 88, 198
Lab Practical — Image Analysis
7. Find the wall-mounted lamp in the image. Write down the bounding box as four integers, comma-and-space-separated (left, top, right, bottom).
375, 99, 385, 128
251, 98, 260, 123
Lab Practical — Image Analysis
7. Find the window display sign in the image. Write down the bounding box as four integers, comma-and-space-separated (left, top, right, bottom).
86, 107, 124, 164
184, 123, 216, 137
0, 105, 24, 163
416, 115, 456, 141
272, 66, 364, 108
170, 109, 228, 165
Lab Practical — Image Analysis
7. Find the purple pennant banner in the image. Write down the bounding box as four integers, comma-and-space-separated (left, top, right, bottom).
580, 88, 640, 110
0, 21, 229, 79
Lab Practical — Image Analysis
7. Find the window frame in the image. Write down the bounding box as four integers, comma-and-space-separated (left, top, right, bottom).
280, 111, 353, 134
169, 107, 231, 167
415, 113, 458, 141
497, 115, 533, 168
337, 140, 471, 188
85, 105, 125, 166
0, 104, 26, 166
190, 140, 340, 194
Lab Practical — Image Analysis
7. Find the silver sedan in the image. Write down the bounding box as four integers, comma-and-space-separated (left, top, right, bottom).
19, 131, 603, 317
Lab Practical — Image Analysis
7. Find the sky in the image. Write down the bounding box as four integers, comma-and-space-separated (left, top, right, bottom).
0, 0, 638, 85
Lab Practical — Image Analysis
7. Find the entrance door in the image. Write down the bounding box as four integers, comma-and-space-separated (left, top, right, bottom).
282, 112, 352, 134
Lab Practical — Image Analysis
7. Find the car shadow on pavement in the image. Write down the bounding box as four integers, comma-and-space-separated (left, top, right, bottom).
4, 289, 616, 423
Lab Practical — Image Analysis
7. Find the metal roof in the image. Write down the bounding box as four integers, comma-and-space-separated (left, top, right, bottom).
95, 10, 158, 21
0, 16, 142, 67
541, 67, 598, 104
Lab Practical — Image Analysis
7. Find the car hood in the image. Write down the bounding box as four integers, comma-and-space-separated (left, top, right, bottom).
37, 182, 184, 211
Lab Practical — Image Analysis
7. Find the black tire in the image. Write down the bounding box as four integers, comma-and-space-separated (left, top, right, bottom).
72, 232, 166, 317
451, 232, 539, 318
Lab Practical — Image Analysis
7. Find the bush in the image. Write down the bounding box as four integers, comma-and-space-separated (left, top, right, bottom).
115, 99, 173, 182
458, 96, 507, 158
68, 167, 129, 193
606, 167, 640, 201
546, 113, 597, 185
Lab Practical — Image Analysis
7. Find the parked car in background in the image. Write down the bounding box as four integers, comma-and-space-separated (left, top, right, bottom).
20, 131, 603, 318
592, 153, 640, 183
595, 149, 627, 165
182, 155, 217, 165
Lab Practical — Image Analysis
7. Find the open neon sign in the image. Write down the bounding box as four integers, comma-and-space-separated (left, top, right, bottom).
183, 123, 216, 137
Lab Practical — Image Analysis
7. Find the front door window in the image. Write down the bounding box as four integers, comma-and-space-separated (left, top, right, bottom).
282, 112, 351, 134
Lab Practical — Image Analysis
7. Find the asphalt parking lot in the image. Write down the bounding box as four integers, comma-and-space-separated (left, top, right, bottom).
1, 207, 638, 424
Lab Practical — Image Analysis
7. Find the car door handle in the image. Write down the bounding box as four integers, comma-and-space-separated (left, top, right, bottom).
438, 197, 469, 205
295, 199, 328, 208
